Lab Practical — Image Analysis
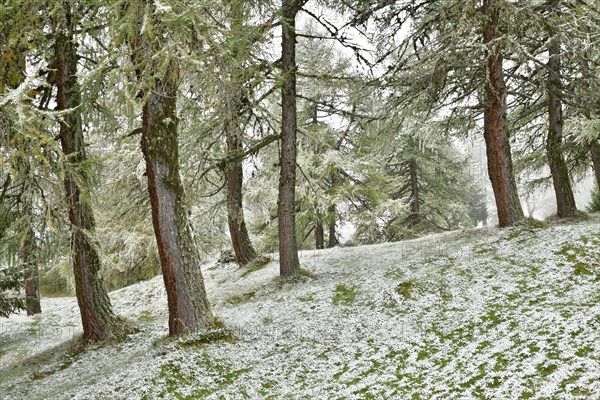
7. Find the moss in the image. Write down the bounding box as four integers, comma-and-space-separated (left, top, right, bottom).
29, 337, 86, 381
31, 357, 74, 381
547, 210, 589, 223
298, 268, 316, 278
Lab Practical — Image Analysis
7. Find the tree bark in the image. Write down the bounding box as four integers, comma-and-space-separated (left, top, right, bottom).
545, 2, 577, 218
580, 51, 600, 189
327, 204, 336, 248
482, 0, 524, 227
315, 221, 324, 249
21, 205, 41, 316
223, 3, 259, 267
128, 0, 214, 336
140, 65, 214, 335
226, 125, 258, 266
54, 10, 121, 342
589, 140, 600, 189
278, 0, 301, 277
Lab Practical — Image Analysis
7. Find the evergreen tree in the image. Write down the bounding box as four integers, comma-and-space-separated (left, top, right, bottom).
278, 0, 303, 277
354, 0, 525, 227
52, 0, 124, 341
125, 0, 214, 335
351, 115, 473, 242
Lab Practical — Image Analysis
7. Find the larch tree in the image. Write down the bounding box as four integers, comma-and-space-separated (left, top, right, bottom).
0, 5, 42, 316
544, 0, 577, 217
498, 0, 598, 214
52, 0, 124, 341
350, 112, 473, 242
127, 0, 214, 335
507, 0, 583, 217
278, 0, 302, 277
352, 0, 525, 227
294, 24, 357, 251
221, 1, 260, 267
481, 0, 524, 227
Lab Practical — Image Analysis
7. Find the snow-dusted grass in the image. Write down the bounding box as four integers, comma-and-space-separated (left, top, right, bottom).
1, 217, 599, 399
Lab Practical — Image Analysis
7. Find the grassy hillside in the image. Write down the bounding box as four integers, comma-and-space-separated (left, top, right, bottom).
1, 218, 599, 399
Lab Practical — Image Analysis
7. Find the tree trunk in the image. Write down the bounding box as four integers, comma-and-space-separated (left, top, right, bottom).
21, 205, 41, 316
278, 0, 301, 277
226, 126, 258, 266
408, 159, 421, 225
545, 5, 577, 218
128, 0, 214, 336
589, 140, 600, 189
140, 59, 214, 335
327, 204, 336, 248
222, 4, 258, 267
54, 14, 121, 342
482, 0, 524, 227
580, 51, 600, 189
315, 221, 324, 249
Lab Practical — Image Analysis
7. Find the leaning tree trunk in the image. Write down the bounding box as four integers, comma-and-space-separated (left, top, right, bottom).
482, 0, 524, 227
546, 4, 577, 218
21, 204, 41, 316
128, 0, 214, 336
278, 0, 301, 277
225, 123, 258, 266
140, 59, 214, 335
55, 19, 122, 342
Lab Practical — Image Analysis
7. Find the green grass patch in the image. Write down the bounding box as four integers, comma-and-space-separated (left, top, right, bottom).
332, 284, 358, 306
240, 256, 272, 278
228, 291, 257, 305
556, 238, 600, 280
178, 318, 237, 347
396, 280, 418, 299
150, 353, 252, 400
297, 294, 315, 303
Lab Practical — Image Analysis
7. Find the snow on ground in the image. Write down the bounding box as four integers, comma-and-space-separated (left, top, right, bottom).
1, 217, 599, 399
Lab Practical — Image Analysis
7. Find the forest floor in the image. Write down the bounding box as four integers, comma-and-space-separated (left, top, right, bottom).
0, 217, 599, 399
